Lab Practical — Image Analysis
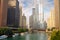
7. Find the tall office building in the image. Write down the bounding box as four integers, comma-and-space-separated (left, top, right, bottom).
33, 3, 41, 29
32, 8, 36, 23
15, 0, 20, 27
54, 0, 60, 29
35, 1, 45, 30
19, 4, 23, 27
29, 0, 44, 30
39, 4, 45, 30
22, 14, 26, 28
29, 15, 33, 28
32, 8, 37, 29
29, 8, 39, 29
7, 0, 20, 27
35, 3, 40, 23
46, 9, 55, 29
29, 7, 40, 29
0, 0, 8, 27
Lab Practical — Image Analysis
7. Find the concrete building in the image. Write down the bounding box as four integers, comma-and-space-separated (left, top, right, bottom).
32, 8, 37, 29
46, 9, 55, 29
19, 4, 23, 27
35, 3, 44, 30
29, 7, 40, 29
29, 8, 38, 29
44, 21, 47, 30
0, 0, 8, 27
29, 15, 33, 28
54, 0, 60, 29
22, 14, 26, 28
15, 0, 20, 27
7, 0, 20, 27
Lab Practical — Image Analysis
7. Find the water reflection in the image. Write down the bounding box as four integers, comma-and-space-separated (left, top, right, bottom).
26, 32, 48, 40
2, 32, 48, 40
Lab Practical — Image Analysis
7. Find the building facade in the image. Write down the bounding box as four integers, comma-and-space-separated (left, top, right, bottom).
29, 15, 33, 28
29, 8, 38, 29
29, 0, 46, 30
0, 0, 8, 27
54, 0, 60, 29
22, 14, 26, 28
15, 0, 20, 27
7, 0, 20, 27
19, 5, 23, 27
32, 8, 37, 29
46, 9, 55, 29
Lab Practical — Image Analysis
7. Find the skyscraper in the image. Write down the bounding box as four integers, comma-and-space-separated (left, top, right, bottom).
35, 1, 45, 30
22, 14, 26, 28
54, 0, 60, 29
29, 8, 39, 29
7, 0, 20, 27
29, 15, 33, 28
0, 0, 8, 27
32, 8, 37, 29
19, 4, 23, 27
15, 0, 20, 27
34, 0, 45, 30
46, 9, 55, 29
29, 7, 40, 29
29, 0, 45, 30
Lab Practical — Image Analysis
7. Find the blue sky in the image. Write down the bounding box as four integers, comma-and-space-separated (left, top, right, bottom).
44, 0, 54, 20
18, 0, 54, 25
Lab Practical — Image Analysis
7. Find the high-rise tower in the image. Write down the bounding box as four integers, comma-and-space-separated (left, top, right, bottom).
19, 2, 23, 27
7, 0, 20, 27
54, 0, 60, 29
0, 0, 8, 27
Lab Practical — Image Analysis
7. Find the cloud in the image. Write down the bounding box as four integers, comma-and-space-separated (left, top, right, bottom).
43, 0, 54, 10
18, 0, 34, 14
18, 0, 54, 16
18, 0, 35, 25
40, 0, 54, 21
18, 0, 54, 25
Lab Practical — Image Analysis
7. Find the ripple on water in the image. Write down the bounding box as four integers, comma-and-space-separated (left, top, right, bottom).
2, 32, 48, 40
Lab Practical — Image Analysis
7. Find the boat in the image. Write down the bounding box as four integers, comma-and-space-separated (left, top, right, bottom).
0, 35, 8, 39
12, 33, 19, 37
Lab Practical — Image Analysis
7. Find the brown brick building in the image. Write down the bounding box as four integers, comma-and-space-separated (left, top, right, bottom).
0, 0, 8, 27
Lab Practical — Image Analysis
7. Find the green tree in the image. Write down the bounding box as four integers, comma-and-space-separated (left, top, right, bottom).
51, 30, 60, 40
18, 28, 28, 33
0, 28, 13, 37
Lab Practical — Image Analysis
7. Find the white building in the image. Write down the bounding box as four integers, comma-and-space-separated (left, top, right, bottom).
32, 0, 46, 30
29, 0, 46, 30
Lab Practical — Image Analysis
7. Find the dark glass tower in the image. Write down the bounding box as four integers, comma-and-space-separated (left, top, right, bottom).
7, 0, 20, 28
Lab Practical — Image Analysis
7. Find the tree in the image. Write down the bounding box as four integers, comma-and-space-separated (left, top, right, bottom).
5, 29, 13, 37
51, 30, 60, 40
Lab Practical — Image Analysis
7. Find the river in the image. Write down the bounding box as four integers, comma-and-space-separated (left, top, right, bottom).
2, 32, 48, 40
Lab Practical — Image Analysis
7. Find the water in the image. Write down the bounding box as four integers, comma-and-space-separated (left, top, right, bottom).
2, 32, 48, 40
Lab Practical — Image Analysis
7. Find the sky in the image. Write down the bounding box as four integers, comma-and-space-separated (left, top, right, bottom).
18, 0, 54, 26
